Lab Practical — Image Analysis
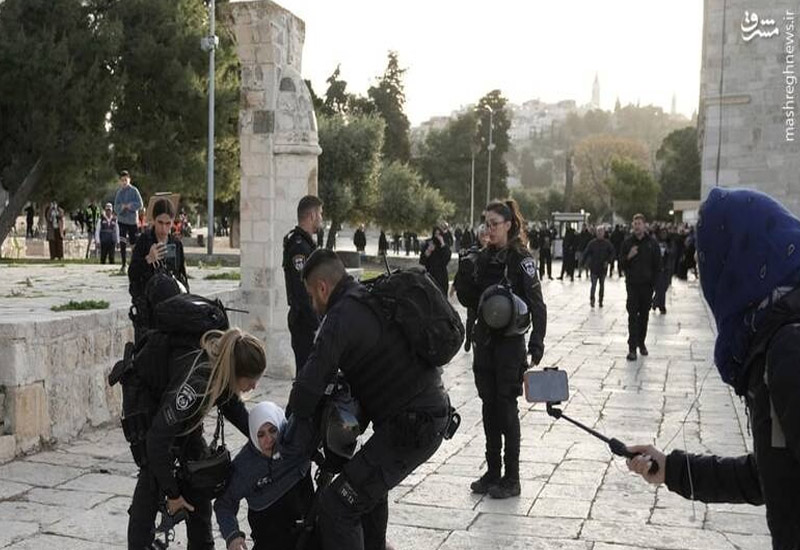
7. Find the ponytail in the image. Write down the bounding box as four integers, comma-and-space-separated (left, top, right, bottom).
183, 327, 267, 433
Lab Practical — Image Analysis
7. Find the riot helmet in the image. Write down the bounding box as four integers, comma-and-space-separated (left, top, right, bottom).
322, 381, 364, 459
478, 283, 531, 336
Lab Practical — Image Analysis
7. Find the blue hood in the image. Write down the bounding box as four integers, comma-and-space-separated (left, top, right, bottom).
697, 187, 800, 386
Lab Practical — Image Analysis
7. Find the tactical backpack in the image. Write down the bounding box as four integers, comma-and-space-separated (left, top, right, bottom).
361, 267, 465, 368
453, 245, 481, 310
109, 293, 230, 467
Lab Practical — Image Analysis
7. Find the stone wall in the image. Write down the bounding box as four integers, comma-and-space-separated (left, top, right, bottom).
0, 288, 241, 461
224, 0, 321, 379
700, 0, 800, 212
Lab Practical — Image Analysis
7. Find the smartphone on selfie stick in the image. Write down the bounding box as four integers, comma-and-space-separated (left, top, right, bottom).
524, 368, 658, 474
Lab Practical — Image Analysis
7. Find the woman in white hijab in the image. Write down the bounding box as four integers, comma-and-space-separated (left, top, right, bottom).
214, 402, 317, 550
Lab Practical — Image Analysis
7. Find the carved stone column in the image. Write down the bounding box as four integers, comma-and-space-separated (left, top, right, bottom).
225, 1, 321, 378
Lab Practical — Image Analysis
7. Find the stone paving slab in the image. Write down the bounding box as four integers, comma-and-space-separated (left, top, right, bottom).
0, 271, 774, 549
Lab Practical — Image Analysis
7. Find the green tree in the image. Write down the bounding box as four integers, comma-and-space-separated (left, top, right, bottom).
375, 161, 453, 232
573, 134, 650, 218
0, 0, 119, 247
321, 65, 374, 117
108, 0, 240, 205
655, 126, 701, 217
417, 111, 480, 224
606, 157, 660, 220
318, 114, 384, 233
368, 51, 410, 163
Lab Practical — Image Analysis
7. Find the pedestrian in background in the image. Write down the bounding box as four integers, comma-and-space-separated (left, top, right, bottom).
582, 226, 616, 308
620, 214, 660, 360
95, 202, 120, 265
114, 170, 144, 273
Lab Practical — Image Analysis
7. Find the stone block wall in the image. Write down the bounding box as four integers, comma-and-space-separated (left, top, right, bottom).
0, 288, 241, 462
700, 0, 800, 212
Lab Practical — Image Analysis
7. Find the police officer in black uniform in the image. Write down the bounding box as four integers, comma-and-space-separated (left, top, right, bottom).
283, 195, 324, 376
288, 250, 451, 550
466, 199, 547, 499
126, 327, 266, 550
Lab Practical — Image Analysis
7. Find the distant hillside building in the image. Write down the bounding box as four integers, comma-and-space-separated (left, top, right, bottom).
699, 0, 800, 215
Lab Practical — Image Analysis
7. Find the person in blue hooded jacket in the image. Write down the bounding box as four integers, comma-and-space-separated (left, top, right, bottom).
626, 188, 800, 550
214, 402, 316, 550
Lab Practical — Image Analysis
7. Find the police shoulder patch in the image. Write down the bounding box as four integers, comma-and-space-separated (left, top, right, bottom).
175, 383, 198, 412
293, 254, 306, 272
521, 257, 537, 278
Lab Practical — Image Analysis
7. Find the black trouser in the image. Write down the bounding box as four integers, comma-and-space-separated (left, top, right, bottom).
119, 223, 139, 268
100, 241, 116, 264
128, 465, 213, 549
653, 269, 671, 310
317, 389, 448, 550
539, 250, 552, 279
590, 270, 606, 305
473, 332, 526, 482
626, 283, 653, 349
288, 313, 316, 377
747, 358, 800, 549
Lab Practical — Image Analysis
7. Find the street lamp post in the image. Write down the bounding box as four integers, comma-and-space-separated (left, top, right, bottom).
482, 105, 495, 205
201, 0, 218, 256
470, 150, 475, 228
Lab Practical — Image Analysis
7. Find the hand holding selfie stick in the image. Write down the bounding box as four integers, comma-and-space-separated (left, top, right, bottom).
525, 367, 658, 475
545, 402, 659, 474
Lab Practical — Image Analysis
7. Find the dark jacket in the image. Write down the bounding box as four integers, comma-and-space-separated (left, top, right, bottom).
214, 417, 318, 545
282, 226, 319, 331
353, 229, 367, 251
128, 228, 189, 302
619, 232, 660, 286
665, 450, 763, 505
420, 238, 451, 295
288, 277, 445, 426
582, 237, 616, 275
472, 245, 547, 364
143, 352, 250, 499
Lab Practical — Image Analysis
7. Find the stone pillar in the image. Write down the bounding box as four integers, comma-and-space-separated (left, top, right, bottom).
225, 1, 321, 379
699, 0, 800, 214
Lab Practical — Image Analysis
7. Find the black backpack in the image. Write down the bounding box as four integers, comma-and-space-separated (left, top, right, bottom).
362, 267, 464, 368
453, 246, 481, 310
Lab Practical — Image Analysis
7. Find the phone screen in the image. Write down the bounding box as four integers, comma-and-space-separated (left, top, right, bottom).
523, 369, 569, 403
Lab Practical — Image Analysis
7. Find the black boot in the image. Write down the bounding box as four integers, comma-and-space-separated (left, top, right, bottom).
488, 476, 521, 499
470, 454, 501, 494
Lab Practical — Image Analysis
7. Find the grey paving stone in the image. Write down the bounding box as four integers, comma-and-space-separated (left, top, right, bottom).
468, 513, 583, 539
0, 500, 88, 528
23, 488, 112, 510
0, 461, 84, 488
46, 508, 128, 545
400, 474, 484, 510
705, 509, 770, 535
385, 524, 450, 550
581, 520, 737, 549
390, 502, 477, 531
58, 472, 137, 495
529, 497, 592, 519
5, 534, 124, 550
0, 479, 32, 500
0, 520, 41, 547
439, 531, 590, 550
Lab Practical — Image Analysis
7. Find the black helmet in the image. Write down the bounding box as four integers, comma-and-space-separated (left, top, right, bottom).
322, 381, 364, 459
478, 283, 531, 336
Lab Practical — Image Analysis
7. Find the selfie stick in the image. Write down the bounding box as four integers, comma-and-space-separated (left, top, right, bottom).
545, 402, 659, 474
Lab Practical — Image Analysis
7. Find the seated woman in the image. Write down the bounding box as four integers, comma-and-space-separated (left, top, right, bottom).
214, 401, 317, 550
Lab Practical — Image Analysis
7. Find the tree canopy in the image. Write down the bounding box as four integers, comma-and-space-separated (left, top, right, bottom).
368, 52, 411, 164
655, 126, 700, 217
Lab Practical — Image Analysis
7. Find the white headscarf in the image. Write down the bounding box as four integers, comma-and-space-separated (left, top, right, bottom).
248, 401, 287, 455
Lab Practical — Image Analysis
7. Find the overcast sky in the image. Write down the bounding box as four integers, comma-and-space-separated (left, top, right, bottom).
270, 0, 704, 125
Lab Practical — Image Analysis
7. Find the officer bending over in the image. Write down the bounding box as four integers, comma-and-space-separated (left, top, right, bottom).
288, 250, 451, 550
127, 328, 266, 550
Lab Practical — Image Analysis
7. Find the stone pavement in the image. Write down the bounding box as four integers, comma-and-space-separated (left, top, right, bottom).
0, 271, 771, 549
